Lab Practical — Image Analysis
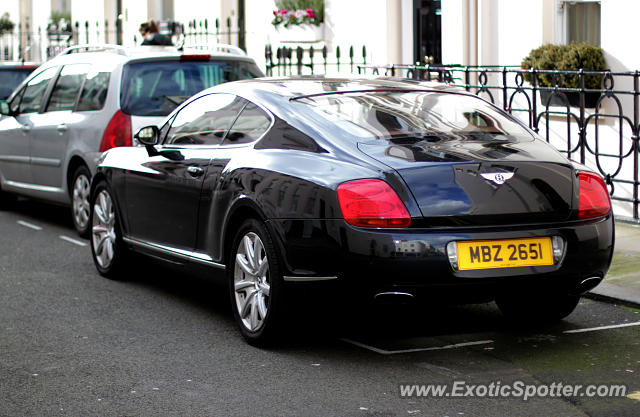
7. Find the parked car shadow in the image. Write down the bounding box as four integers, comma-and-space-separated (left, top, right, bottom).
4, 197, 75, 231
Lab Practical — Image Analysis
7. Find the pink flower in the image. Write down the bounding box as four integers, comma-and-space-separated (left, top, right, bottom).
306, 8, 315, 18
279, 9, 288, 15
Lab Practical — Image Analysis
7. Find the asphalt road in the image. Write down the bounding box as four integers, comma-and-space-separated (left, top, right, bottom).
1, 199, 639, 417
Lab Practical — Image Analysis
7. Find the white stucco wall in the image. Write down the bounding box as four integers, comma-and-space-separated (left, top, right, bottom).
495, 0, 543, 65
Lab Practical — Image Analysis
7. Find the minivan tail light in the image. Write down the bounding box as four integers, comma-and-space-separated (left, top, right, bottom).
100, 110, 132, 152
578, 171, 611, 219
337, 179, 411, 228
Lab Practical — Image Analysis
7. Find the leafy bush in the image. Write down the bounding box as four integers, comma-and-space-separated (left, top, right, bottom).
521, 43, 606, 90
0, 13, 15, 34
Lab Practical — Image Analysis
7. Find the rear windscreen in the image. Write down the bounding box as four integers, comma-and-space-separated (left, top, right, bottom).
120, 60, 262, 116
296, 91, 534, 142
0, 69, 34, 100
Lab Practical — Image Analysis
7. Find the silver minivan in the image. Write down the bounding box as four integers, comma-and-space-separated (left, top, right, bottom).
0, 44, 263, 236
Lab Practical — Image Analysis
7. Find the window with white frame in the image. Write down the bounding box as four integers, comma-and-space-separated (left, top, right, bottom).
559, 0, 601, 46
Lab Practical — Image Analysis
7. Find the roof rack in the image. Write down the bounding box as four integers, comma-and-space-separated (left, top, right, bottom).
58, 44, 128, 56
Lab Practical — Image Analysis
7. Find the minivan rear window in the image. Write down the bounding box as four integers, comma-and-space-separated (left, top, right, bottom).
120, 60, 262, 116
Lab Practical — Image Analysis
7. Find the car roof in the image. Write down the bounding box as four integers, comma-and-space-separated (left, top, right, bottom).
49, 44, 254, 64
210, 76, 467, 101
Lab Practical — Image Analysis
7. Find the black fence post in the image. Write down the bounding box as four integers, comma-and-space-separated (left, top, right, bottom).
296, 46, 303, 75
634, 70, 640, 219
25, 21, 30, 61
578, 68, 586, 164
502, 67, 508, 111
464, 66, 470, 91
531, 67, 539, 133
226, 17, 231, 45
322, 45, 328, 74
362, 46, 366, 66
215, 18, 220, 43
204, 19, 209, 49
349, 45, 354, 73
336, 46, 341, 73
104, 20, 109, 44
309, 46, 314, 75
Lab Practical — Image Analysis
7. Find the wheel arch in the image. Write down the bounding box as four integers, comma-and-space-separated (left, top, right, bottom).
222, 197, 270, 266
66, 156, 90, 195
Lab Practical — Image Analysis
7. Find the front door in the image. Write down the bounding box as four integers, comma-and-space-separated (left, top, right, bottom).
124, 93, 246, 250
0, 66, 58, 186
30, 64, 89, 188
414, 0, 442, 65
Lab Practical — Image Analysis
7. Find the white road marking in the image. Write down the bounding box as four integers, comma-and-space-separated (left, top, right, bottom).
59, 235, 88, 247
340, 338, 494, 355
17, 220, 42, 231
563, 321, 640, 334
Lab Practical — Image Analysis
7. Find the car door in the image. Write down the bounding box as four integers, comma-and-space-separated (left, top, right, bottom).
124, 93, 246, 250
0, 66, 57, 186
29, 63, 90, 189
195, 99, 274, 258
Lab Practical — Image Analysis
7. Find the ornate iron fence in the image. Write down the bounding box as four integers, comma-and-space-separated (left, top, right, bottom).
264, 44, 368, 76
356, 64, 640, 221
0, 17, 243, 62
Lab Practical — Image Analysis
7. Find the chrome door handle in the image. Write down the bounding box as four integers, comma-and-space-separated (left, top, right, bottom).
187, 166, 204, 177
57, 123, 68, 132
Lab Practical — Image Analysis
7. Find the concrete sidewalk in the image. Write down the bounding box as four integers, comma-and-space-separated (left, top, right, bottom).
588, 220, 640, 307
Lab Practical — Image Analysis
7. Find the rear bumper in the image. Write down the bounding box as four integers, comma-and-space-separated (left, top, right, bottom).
267, 214, 614, 299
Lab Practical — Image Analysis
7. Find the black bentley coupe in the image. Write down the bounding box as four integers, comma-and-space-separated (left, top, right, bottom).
89, 77, 614, 345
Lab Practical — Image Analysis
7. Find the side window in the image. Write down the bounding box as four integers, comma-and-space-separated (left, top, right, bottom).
223, 101, 272, 145
19, 67, 58, 114
165, 94, 245, 145
157, 114, 176, 144
46, 64, 90, 112
77, 70, 110, 111
9, 88, 24, 114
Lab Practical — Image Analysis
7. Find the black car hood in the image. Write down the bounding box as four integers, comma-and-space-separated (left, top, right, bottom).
358, 136, 576, 226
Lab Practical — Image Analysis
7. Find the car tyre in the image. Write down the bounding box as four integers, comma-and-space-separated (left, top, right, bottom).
496, 292, 580, 324
90, 181, 128, 279
0, 186, 16, 209
228, 218, 287, 346
71, 165, 92, 238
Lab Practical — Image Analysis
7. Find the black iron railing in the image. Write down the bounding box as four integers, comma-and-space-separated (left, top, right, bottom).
264, 44, 368, 76
0, 17, 244, 62
357, 64, 640, 221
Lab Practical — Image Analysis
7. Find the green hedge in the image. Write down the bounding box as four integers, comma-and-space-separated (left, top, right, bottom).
521, 43, 606, 90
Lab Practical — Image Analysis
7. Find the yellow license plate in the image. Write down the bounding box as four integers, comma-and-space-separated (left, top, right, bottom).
456, 237, 553, 271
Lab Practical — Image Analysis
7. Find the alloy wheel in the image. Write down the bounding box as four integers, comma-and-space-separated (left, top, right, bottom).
233, 232, 271, 332
91, 190, 116, 268
72, 174, 91, 230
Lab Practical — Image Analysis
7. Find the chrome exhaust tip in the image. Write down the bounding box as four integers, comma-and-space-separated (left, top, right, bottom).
573, 276, 603, 295
374, 291, 415, 304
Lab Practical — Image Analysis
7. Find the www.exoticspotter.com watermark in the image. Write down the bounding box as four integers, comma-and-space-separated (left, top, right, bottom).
399, 381, 627, 401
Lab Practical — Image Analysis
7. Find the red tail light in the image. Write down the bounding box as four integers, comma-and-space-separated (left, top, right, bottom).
99, 110, 132, 152
180, 54, 211, 61
337, 179, 411, 228
578, 171, 611, 219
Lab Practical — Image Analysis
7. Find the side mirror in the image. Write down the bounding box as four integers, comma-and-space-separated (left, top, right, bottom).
134, 125, 160, 146
0, 101, 12, 117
